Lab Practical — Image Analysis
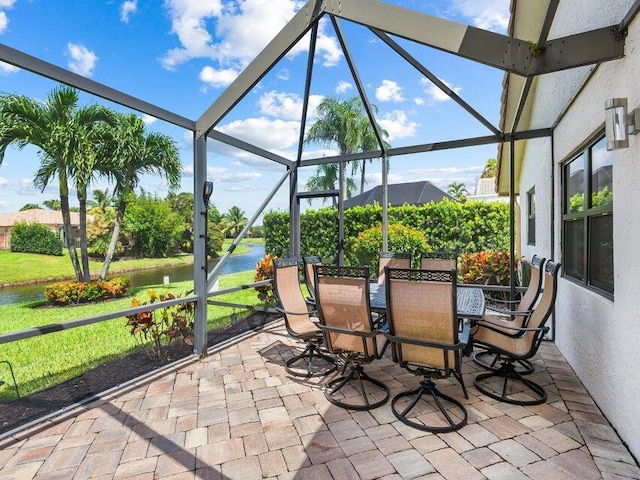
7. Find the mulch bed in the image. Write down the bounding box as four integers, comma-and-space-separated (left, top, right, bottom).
0, 312, 280, 436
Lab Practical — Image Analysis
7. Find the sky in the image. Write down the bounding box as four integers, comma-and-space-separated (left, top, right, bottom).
0, 0, 510, 219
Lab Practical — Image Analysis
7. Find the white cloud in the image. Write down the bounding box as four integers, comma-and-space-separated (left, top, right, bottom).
413, 97, 425, 106
0, 0, 16, 34
420, 77, 462, 103
378, 110, 419, 141
120, 0, 137, 23
0, 176, 37, 195
219, 116, 300, 152
141, 114, 157, 125
375, 79, 405, 103
336, 81, 352, 94
161, 0, 342, 79
67, 43, 98, 77
182, 164, 262, 183
258, 91, 323, 121
451, 0, 509, 32
277, 69, 290, 81
199, 65, 240, 88
0, 60, 19, 75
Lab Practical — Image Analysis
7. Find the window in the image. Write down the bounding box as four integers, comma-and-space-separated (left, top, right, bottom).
527, 188, 536, 245
562, 135, 613, 296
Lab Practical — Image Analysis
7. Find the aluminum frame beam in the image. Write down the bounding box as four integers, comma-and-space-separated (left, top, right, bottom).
0, 43, 195, 131
207, 130, 293, 167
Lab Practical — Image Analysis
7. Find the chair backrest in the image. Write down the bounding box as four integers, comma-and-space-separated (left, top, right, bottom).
420, 251, 458, 271
314, 265, 377, 358
378, 252, 411, 284
517, 254, 546, 312
385, 267, 458, 372
302, 255, 322, 300
520, 260, 561, 356
274, 258, 315, 336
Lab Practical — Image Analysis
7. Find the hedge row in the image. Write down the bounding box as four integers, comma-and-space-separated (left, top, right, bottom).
263, 200, 510, 261
10, 222, 64, 256
45, 277, 130, 305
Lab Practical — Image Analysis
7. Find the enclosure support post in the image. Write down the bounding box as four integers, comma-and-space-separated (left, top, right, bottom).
382, 154, 389, 252
193, 133, 208, 357
289, 166, 300, 258
338, 162, 346, 265
509, 138, 517, 303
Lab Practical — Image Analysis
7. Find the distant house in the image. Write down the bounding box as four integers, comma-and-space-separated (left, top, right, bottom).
344, 181, 455, 209
466, 177, 508, 203
0, 209, 85, 250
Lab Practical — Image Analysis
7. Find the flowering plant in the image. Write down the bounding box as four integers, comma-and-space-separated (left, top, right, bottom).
126, 289, 195, 363
254, 253, 278, 306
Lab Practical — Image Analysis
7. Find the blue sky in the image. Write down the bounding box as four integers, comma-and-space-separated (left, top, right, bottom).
0, 0, 509, 218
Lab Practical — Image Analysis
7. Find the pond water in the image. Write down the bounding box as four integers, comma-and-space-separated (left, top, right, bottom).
0, 244, 265, 306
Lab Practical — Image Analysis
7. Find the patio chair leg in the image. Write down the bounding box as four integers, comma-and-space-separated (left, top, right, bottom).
474, 361, 546, 405
324, 364, 389, 411
473, 350, 534, 374
285, 342, 336, 378
391, 379, 467, 433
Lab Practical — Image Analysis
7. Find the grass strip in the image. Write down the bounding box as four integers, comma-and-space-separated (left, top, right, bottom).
0, 270, 267, 402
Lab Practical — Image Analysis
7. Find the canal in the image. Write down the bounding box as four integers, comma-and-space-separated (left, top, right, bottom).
0, 244, 265, 306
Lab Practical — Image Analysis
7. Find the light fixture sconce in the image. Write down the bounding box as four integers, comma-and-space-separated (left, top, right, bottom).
203, 181, 214, 204
605, 98, 628, 150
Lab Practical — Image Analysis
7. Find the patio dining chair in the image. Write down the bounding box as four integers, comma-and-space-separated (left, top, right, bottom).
0, 360, 19, 399
472, 260, 561, 405
314, 264, 389, 410
384, 267, 469, 432
302, 255, 322, 304
473, 254, 546, 374
273, 258, 336, 377
377, 251, 411, 284
420, 251, 458, 270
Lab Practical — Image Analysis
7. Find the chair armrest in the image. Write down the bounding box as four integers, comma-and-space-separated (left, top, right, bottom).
485, 296, 521, 306
275, 307, 317, 317
475, 319, 549, 338
384, 332, 466, 352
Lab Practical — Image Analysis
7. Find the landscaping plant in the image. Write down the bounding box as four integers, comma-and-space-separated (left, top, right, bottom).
125, 289, 195, 363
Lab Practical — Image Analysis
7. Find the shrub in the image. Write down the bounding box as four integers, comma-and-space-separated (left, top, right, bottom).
10, 221, 63, 256
254, 253, 278, 306
351, 223, 430, 276
125, 290, 195, 363
45, 277, 130, 305
458, 251, 515, 285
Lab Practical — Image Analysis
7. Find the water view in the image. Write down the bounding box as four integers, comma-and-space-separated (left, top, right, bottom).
0, 243, 265, 306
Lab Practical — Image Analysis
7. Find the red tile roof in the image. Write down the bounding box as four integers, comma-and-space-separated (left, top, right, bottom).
0, 209, 83, 228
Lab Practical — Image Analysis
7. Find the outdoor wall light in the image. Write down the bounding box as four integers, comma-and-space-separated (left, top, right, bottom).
203, 181, 214, 204
605, 98, 628, 150
605, 98, 640, 150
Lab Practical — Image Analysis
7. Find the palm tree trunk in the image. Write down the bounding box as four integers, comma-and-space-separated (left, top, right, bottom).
360, 161, 366, 194
78, 189, 91, 282
100, 199, 126, 280
60, 192, 83, 282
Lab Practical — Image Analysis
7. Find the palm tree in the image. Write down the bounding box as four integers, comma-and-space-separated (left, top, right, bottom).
481, 158, 497, 178
221, 206, 248, 238
88, 188, 114, 212
304, 97, 389, 196
43, 199, 61, 210
98, 113, 181, 280
0, 86, 111, 282
305, 163, 357, 206
447, 181, 469, 200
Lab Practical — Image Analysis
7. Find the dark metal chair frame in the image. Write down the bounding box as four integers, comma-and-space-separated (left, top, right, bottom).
473, 254, 546, 374
301, 255, 322, 304
384, 267, 469, 432
420, 251, 458, 268
0, 359, 20, 399
472, 260, 561, 406
314, 264, 389, 410
273, 257, 336, 378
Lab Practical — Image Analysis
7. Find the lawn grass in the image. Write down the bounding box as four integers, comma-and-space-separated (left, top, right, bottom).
0, 238, 263, 286
0, 270, 270, 402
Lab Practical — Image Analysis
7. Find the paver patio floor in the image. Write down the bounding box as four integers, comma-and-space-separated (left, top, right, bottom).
1, 319, 638, 479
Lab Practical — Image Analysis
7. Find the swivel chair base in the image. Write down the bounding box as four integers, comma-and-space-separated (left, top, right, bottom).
325, 363, 389, 410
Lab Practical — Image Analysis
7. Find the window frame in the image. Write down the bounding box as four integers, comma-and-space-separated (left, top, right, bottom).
561, 133, 614, 299
526, 187, 536, 246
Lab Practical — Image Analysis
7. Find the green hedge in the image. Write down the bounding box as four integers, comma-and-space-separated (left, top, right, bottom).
264, 200, 509, 261
10, 221, 64, 256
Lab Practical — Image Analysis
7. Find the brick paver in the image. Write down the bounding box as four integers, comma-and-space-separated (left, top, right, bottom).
0, 320, 637, 479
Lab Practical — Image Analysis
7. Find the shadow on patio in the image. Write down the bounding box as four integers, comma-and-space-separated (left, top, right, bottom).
0, 319, 638, 479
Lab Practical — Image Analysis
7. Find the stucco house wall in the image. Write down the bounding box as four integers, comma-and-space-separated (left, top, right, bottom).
517, 0, 640, 458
